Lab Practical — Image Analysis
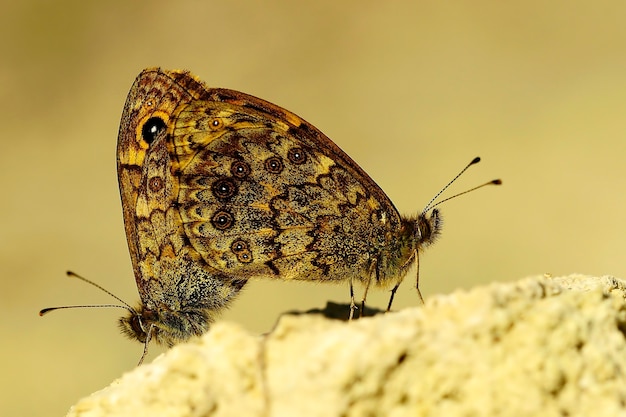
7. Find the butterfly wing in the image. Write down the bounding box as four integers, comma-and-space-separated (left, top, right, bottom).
169, 88, 406, 285
117, 68, 245, 317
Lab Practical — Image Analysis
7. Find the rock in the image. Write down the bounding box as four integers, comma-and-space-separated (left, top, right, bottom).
66, 274, 626, 417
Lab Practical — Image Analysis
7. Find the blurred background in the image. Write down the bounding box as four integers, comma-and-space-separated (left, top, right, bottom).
2, 0, 626, 415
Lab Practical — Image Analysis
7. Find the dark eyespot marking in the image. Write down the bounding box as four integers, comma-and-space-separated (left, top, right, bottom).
265, 156, 283, 174
148, 176, 164, 193
209, 118, 223, 130
231, 161, 251, 179
287, 147, 307, 164
141, 117, 166, 145
237, 251, 252, 263
212, 178, 238, 199
231, 240, 248, 254
231, 239, 252, 263
211, 210, 234, 230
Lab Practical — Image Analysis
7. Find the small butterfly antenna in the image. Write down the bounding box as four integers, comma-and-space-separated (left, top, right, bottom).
422, 157, 501, 213
39, 270, 136, 316
428, 179, 502, 211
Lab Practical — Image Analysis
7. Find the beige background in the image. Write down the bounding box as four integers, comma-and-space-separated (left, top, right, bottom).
2, 1, 626, 415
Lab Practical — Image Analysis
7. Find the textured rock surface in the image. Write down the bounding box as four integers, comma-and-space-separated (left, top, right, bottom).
67, 274, 626, 417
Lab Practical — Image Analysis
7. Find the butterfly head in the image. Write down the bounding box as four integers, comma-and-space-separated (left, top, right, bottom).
119, 302, 213, 349
118, 305, 152, 344
395, 208, 442, 264
381, 208, 442, 284
414, 208, 442, 249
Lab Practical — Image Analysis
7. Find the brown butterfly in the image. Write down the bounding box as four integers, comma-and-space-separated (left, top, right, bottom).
42, 68, 500, 361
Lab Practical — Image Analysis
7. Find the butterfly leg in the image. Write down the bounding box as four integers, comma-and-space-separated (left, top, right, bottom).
386, 283, 398, 311
414, 249, 425, 304
348, 278, 358, 320
360, 277, 372, 318
137, 323, 155, 366
359, 261, 377, 317
386, 250, 424, 311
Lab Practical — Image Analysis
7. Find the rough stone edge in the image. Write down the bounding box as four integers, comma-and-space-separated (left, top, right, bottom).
66, 274, 626, 417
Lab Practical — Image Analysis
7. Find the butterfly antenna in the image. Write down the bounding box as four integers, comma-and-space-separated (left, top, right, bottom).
428, 179, 502, 211
422, 157, 501, 213
39, 270, 136, 316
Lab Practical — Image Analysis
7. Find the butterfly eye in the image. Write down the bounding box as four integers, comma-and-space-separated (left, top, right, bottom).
128, 314, 147, 343
141, 117, 166, 145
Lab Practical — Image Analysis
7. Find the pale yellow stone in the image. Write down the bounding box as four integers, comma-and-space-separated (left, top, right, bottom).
68, 322, 264, 417
67, 274, 626, 417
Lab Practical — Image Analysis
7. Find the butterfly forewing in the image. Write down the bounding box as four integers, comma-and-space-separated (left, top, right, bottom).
167, 96, 403, 284
117, 69, 245, 339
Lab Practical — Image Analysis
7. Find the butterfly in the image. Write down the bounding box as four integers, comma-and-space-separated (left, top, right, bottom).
42, 68, 500, 362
